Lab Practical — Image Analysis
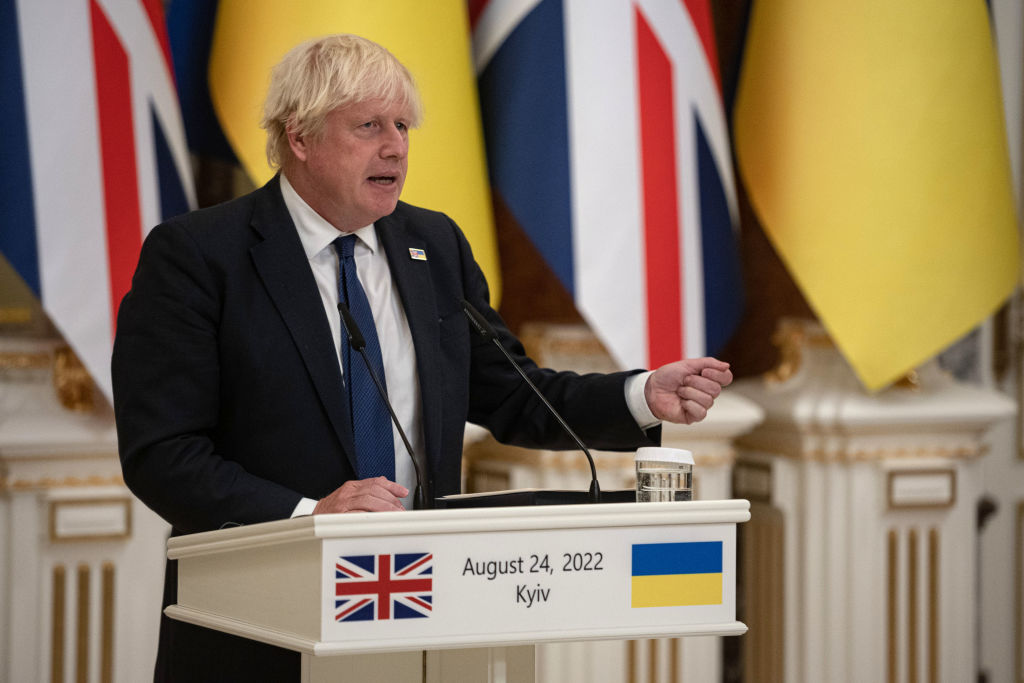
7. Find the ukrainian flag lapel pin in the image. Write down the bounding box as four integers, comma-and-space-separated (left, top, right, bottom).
409, 248, 427, 261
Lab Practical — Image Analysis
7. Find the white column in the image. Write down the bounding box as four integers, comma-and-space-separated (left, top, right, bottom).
0, 336, 169, 683
732, 320, 1014, 683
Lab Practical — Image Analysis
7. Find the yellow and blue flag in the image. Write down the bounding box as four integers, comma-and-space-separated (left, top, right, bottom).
167, 1, 500, 302
631, 541, 723, 608
734, 1, 1019, 391
206, 0, 501, 304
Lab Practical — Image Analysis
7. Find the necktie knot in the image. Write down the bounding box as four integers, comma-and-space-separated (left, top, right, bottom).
335, 233, 357, 260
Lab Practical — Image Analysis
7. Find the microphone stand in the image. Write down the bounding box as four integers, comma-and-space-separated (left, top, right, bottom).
461, 299, 602, 503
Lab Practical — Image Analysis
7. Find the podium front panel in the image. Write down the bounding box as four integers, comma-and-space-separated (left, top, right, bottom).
321, 522, 736, 650
167, 500, 749, 656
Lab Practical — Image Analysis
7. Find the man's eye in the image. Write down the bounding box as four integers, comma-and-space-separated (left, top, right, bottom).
360, 121, 376, 129
395, 122, 407, 132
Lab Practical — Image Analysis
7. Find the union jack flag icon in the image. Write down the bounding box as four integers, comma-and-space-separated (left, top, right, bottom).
335, 553, 433, 622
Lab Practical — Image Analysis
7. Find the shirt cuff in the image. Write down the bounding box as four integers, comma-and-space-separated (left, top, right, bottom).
625, 371, 660, 430
292, 497, 318, 518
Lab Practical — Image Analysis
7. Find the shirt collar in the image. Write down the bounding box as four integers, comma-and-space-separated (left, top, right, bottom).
279, 172, 379, 260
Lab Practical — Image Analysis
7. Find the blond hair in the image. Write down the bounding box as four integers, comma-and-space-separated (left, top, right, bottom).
260, 34, 423, 169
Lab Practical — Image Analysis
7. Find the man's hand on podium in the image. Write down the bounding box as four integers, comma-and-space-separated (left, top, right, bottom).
313, 476, 409, 514
644, 357, 733, 425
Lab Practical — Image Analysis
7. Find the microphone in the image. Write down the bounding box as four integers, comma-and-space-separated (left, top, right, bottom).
337, 301, 430, 509
460, 299, 602, 503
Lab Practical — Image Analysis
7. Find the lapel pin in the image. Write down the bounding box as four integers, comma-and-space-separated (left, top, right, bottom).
408, 248, 427, 261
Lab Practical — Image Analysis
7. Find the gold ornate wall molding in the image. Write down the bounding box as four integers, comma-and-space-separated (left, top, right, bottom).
736, 319, 1014, 465
52, 346, 95, 412
0, 343, 99, 412
765, 317, 834, 384
0, 350, 49, 369
0, 307, 33, 325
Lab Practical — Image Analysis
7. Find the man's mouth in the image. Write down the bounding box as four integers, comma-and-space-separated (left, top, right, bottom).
368, 176, 397, 185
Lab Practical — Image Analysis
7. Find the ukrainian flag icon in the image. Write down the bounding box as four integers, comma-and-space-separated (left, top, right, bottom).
631, 541, 723, 608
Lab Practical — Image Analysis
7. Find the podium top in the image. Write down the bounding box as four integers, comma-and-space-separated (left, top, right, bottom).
167, 499, 750, 560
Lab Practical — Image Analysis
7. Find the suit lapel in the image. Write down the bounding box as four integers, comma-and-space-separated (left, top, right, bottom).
377, 211, 443, 477
247, 178, 357, 471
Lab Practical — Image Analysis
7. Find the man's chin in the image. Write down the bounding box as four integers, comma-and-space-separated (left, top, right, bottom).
377, 193, 403, 216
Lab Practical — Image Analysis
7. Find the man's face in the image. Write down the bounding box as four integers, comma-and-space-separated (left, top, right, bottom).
290, 98, 410, 231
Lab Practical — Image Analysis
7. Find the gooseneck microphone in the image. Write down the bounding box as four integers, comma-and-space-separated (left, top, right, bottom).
337, 301, 430, 510
460, 299, 602, 503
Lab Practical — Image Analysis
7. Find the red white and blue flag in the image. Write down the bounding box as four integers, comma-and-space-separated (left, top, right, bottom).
472, 0, 741, 368
335, 553, 434, 622
1, 0, 194, 398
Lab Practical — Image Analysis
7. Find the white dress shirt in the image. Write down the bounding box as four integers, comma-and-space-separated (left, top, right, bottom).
281, 174, 423, 512
278, 174, 657, 515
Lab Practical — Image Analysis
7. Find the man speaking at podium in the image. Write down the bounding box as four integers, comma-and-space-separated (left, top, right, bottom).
112, 34, 732, 682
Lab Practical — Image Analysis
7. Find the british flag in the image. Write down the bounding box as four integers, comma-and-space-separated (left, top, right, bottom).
1, 0, 194, 399
335, 553, 434, 622
472, 0, 742, 368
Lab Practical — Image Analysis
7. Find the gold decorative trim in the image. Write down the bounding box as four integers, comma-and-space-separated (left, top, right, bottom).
893, 370, 922, 391
886, 469, 957, 510
49, 498, 132, 543
0, 351, 50, 369
0, 346, 97, 411
669, 638, 679, 683
888, 530, 898, 683
101, 563, 115, 683
76, 564, 90, 683
627, 640, 637, 683
1, 474, 125, 493
908, 529, 919, 683
765, 324, 805, 384
763, 318, 925, 389
0, 307, 33, 324
648, 639, 656, 683
52, 564, 66, 683
53, 346, 95, 412
764, 318, 834, 384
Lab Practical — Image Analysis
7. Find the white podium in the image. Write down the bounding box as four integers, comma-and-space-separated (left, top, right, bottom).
166, 500, 749, 682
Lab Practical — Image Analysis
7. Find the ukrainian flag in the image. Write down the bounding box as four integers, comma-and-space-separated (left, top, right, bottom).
733, 1, 1018, 391
631, 542, 723, 608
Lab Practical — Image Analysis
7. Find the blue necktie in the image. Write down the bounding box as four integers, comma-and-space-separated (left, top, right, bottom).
334, 234, 395, 480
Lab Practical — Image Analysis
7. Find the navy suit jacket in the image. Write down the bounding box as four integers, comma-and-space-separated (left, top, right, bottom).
112, 176, 658, 680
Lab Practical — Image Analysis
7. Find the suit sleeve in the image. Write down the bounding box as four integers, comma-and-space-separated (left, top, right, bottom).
451, 222, 661, 451
112, 223, 303, 533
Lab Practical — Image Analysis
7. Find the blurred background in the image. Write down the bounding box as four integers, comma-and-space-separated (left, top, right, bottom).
1, 1, 1022, 681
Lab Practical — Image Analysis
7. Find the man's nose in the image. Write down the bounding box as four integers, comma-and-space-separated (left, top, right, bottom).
380, 125, 407, 158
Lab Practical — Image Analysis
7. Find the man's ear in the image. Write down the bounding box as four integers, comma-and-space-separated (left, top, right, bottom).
286, 124, 309, 162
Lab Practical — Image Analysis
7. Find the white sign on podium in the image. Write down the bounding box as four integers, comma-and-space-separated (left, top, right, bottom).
166, 500, 749, 682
